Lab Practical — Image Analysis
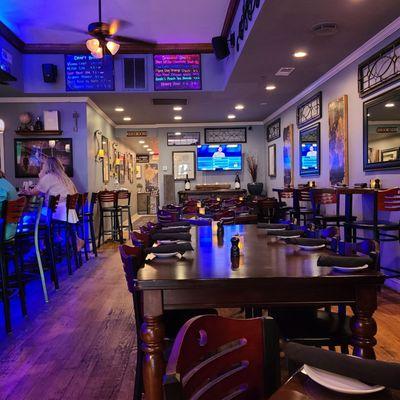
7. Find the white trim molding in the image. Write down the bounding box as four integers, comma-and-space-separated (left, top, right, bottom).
115, 121, 264, 129
263, 17, 400, 124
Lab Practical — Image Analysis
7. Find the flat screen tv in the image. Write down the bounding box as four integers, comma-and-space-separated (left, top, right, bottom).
299, 123, 320, 176
65, 54, 114, 91
153, 54, 201, 91
197, 144, 242, 171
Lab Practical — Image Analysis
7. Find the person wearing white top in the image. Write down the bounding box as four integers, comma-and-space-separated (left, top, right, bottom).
29, 157, 79, 223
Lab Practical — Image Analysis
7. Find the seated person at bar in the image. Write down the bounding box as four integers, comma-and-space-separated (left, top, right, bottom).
0, 169, 18, 239
28, 157, 79, 223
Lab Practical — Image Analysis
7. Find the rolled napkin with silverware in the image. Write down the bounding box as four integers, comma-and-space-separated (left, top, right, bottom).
159, 226, 191, 233
267, 229, 306, 237
159, 221, 191, 227
284, 342, 400, 389
151, 232, 192, 241
145, 242, 194, 254
257, 223, 289, 229
285, 238, 329, 246
317, 255, 373, 267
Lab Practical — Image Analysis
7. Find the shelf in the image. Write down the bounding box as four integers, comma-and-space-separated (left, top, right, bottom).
15, 130, 63, 136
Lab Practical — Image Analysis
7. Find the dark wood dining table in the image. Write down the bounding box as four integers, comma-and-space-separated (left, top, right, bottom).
135, 224, 385, 400
269, 371, 400, 400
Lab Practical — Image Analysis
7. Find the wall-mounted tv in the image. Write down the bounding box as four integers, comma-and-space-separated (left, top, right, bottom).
153, 54, 201, 91
299, 123, 320, 176
65, 54, 114, 91
197, 144, 242, 171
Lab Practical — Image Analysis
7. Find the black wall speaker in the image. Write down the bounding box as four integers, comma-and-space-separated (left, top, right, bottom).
42, 64, 58, 83
212, 36, 230, 60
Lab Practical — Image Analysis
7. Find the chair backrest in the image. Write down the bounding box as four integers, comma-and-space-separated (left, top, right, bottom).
66, 193, 79, 210
117, 190, 131, 206
130, 230, 151, 248
257, 198, 278, 221
310, 188, 339, 217
19, 195, 44, 231
89, 192, 98, 213
377, 188, 400, 211
3, 196, 27, 224
277, 189, 293, 202
297, 189, 311, 203
98, 190, 117, 208
164, 315, 280, 400
76, 192, 88, 216
48, 194, 60, 213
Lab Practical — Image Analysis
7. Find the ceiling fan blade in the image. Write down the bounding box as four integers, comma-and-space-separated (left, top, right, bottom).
112, 35, 156, 46
46, 25, 88, 34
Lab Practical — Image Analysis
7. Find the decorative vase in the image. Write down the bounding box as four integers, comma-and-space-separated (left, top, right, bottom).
247, 182, 263, 195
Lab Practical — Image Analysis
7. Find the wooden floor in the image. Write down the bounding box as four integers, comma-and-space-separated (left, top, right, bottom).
0, 239, 399, 399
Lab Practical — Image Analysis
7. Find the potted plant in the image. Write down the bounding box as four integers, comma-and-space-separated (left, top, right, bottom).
246, 155, 263, 195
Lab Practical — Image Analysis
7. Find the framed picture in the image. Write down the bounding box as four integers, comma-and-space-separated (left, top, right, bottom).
297, 92, 322, 128
127, 153, 134, 183
204, 127, 247, 143
101, 136, 109, 183
14, 138, 73, 178
172, 151, 196, 180
167, 132, 200, 146
135, 164, 142, 179
381, 147, 399, 162
328, 95, 349, 185
299, 123, 321, 177
268, 144, 276, 177
118, 152, 126, 184
283, 124, 294, 187
266, 119, 280, 142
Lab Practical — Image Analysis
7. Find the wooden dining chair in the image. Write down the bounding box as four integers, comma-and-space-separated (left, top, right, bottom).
290, 189, 313, 225
163, 315, 281, 400
257, 198, 279, 223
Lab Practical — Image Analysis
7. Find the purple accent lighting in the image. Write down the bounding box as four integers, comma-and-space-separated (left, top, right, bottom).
154, 54, 201, 91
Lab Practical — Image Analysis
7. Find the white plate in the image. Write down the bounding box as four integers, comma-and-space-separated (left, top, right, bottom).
303, 365, 385, 395
299, 244, 326, 250
333, 264, 369, 272
277, 235, 301, 239
153, 252, 179, 258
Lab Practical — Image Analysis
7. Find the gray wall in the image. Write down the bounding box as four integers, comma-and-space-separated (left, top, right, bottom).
264, 29, 400, 279
116, 125, 267, 205
0, 101, 88, 191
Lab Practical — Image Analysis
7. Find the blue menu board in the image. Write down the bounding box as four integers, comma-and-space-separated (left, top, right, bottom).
65, 54, 115, 91
154, 54, 201, 91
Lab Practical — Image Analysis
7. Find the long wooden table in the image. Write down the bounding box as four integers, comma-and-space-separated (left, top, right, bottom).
136, 224, 385, 400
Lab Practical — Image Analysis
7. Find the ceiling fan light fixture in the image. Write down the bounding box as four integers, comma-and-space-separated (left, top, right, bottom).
106, 40, 120, 56
86, 38, 100, 52
91, 47, 103, 59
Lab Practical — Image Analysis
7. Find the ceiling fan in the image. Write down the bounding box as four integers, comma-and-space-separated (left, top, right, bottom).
81, 0, 155, 58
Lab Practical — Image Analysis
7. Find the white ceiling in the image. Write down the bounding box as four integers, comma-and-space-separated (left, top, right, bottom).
1, 0, 230, 44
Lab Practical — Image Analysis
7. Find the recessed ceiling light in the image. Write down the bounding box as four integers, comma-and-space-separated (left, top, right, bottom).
147, 148, 152, 152
123, 117, 131, 121
367, 113, 371, 117
227, 114, 236, 119
385, 102, 395, 108
143, 144, 149, 148
235, 104, 245, 110
293, 51, 307, 58
174, 115, 182, 120
265, 85, 276, 91
175, 132, 182, 136
173, 106, 183, 111
115, 107, 124, 112
139, 140, 145, 144
149, 151, 154, 155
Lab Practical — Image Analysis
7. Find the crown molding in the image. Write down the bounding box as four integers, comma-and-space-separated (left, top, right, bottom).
263, 16, 400, 124
115, 121, 264, 129
221, 0, 241, 37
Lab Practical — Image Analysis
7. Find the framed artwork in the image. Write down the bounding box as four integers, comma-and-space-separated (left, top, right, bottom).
381, 147, 399, 162
297, 92, 322, 128
328, 95, 349, 185
266, 118, 281, 142
118, 152, 126, 184
268, 144, 276, 177
299, 123, 321, 177
14, 138, 73, 178
205, 127, 247, 143
167, 132, 200, 146
127, 153, 134, 183
135, 164, 142, 179
172, 151, 196, 180
283, 124, 294, 187
101, 136, 109, 183
144, 163, 159, 193
358, 37, 400, 97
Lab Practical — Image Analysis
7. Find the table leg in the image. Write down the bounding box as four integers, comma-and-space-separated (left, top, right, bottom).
350, 286, 378, 359
344, 193, 353, 242
141, 290, 165, 400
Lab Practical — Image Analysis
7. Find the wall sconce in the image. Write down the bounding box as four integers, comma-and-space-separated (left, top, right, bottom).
94, 129, 105, 162
115, 158, 121, 166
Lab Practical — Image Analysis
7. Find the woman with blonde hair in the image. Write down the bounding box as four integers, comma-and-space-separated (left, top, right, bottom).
29, 157, 78, 223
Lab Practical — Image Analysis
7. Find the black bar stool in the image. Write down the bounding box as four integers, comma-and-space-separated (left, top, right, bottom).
84, 192, 98, 257
97, 190, 120, 247
117, 190, 133, 235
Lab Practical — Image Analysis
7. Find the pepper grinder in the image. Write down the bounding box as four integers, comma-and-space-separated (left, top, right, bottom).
217, 220, 224, 236
231, 236, 240, 259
